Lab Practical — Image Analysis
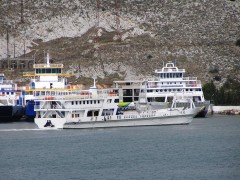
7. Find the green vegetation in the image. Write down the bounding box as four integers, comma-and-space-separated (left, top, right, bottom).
203, 79, 240, 105
236, 39, 240, 47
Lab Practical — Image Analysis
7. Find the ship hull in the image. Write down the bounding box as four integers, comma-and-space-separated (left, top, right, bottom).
0, 106, 24, 122
63, 115, 192, 129
194, 101, 210, 118
23, 100, 36, 122
34, 108, 197, 129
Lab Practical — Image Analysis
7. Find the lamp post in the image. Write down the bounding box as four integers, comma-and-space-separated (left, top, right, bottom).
211, 94, 215, 104
210, 94, 215, 115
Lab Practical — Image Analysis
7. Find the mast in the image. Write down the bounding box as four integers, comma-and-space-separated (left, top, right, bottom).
6, 26, 10, 69
47, 53, 50, 66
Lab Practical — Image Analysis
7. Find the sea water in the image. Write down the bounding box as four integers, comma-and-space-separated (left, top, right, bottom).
0, 115, 240, 180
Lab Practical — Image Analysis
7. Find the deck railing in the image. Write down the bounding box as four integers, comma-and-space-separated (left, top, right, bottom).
34, 103, 103, 110
28, 89, 118, 99
23, 71, 35, 76
155, 69, 185, 73
33, 64, 63, 68
2, 80, 14, 84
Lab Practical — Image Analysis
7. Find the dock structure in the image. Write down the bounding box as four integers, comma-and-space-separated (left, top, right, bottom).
0, 57, 34, 69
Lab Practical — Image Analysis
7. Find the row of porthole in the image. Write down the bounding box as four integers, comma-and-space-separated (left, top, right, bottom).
147, 89, 202, 93
71, 100, 101, 105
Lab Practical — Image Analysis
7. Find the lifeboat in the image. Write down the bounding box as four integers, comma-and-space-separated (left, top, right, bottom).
108, 92, 117, 96
44, 97, 55, 100
80, 92, 91, 95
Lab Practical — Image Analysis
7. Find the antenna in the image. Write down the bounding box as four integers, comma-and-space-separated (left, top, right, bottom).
115, 0, 120, 33
96, 0, 100, 28
20, 0, 24, 23
6, 26, 10, 69
114, 0, 121, 40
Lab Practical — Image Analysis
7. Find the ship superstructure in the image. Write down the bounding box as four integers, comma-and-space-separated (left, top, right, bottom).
22, 53, 73, 119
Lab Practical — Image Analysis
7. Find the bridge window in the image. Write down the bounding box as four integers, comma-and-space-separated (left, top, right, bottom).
36, 68, 62, 74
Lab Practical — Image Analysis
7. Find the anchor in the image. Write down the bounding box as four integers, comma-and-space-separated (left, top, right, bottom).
44, 120, 55, 127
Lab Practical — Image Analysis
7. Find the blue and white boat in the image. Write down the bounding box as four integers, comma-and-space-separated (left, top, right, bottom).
0, 74, 24, 122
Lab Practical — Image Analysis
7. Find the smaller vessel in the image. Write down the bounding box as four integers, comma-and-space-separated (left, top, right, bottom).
34, 81, 200, 129
0, 74, 24, 122
113, 61, 210, 117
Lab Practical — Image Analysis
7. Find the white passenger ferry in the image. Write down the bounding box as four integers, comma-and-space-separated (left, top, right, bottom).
34, 81, 200, 129
113, 62, 210, 117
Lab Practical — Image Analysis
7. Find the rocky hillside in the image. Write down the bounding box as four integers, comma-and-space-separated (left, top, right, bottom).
0, 0, 240, 86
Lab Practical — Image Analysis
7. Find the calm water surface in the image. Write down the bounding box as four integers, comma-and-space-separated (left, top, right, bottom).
0, 115, 240, 180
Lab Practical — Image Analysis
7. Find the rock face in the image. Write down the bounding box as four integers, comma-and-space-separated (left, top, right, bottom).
0, 0, 239, 85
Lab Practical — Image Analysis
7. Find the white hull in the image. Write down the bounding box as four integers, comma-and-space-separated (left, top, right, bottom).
63, 115, 192, 129
34, 107, 198, 129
